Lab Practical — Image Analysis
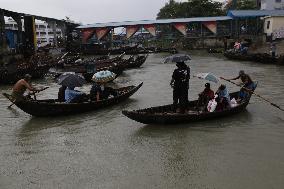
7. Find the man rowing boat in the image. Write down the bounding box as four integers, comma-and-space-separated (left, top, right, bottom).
12, 74, 40, 101
221, 70, 256, 101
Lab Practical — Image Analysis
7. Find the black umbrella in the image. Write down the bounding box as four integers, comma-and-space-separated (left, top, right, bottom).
164, 54, 191, 63
58, 72, 86, 88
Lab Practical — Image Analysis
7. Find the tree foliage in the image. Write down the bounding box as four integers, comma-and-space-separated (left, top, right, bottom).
157, 0, 224, 19
226, 0, 258, 10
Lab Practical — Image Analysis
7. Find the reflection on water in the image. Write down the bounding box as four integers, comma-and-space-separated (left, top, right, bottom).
0, 51, 284, 188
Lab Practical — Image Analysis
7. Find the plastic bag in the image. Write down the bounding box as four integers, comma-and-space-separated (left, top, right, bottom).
230, 98, 238, 108
207, 95, 218, 112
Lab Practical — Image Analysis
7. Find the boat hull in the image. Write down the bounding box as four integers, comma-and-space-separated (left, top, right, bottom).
3, 83, 143, 117
122, 92, 252, 125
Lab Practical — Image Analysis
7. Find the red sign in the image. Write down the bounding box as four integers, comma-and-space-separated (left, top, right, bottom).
96, 28, 111, 40
173, 23, 187, 36
126, 25, 140, 39
203, 21, 217, 34
144, 24, 156, 36
82, 29, 95, 43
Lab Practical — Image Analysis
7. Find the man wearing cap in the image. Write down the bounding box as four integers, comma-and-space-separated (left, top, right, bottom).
170, 61, 190, 113
12, 74, 39, 101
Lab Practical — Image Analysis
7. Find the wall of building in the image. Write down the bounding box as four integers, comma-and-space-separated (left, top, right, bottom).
264, 16, 284, 38
5, 18, 63, 47
261, 0, 284, 10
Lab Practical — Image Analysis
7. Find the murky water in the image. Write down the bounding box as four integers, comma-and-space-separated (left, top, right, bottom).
0, 52, 284, 189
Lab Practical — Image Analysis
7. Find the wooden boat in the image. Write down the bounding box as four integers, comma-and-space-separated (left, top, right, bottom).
224, 51, 284, 65
123, 55, 147, 69
122, 91, 255, 125
0, 64, 51, 84
3, 82, 143, 117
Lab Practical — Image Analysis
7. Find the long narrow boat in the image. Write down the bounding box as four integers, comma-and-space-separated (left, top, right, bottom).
3, 83, 143, 117
122, 90, 255, 125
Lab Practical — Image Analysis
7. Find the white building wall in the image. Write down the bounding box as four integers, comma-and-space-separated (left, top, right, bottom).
5, 18, 63, 47
261, 0, 284, 10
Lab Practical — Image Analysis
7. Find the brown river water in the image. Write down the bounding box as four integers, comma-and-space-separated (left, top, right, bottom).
0, 52, 284, 189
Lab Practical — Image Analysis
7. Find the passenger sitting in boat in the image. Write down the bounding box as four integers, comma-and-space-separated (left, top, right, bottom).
198, 83, 214, 110
65, 86, 88, 103
58, 86, 67, 102
224, 70, 255, 101
12, 74, 40, 101
215, 84, 230, 111
234, 41, 241, 52
90, 82, 117, 101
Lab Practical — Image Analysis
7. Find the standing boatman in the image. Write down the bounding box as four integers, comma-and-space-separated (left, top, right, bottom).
170, 61, 190, 113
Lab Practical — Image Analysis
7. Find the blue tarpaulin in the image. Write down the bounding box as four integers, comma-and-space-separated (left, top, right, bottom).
227, 10, 284, 18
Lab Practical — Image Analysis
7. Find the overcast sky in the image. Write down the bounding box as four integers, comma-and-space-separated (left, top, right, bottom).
1, 0, 224, 24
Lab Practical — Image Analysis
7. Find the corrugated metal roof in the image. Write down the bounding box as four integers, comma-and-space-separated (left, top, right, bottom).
77, 16, 232, 29
227, 10, 284, 18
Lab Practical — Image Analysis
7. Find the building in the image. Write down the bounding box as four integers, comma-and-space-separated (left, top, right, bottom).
5, 18, 63, 47
263, 15, 284, 39
260, 0, 284, 10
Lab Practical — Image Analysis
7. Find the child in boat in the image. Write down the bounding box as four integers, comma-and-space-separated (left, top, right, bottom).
215, 84, 230, 111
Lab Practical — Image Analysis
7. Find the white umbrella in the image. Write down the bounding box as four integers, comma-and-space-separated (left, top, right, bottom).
92, 70, 116, 83
195, 72, 220, 84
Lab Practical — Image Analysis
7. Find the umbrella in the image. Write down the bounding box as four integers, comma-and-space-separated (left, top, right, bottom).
164, 54, 191, 63
195, 72, 220, 84
58, 72, 86, 88
92, 70, 116, 83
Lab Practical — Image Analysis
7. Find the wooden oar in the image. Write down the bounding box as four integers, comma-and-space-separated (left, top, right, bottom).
220, 78, 284, 112
8, 87, 49, 108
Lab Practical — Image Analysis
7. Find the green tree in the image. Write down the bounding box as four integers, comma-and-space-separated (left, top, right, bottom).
226, 0, 258, 10
157, 0, 224, 19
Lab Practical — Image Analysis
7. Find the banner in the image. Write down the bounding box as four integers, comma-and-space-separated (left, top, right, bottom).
203, 21, 217, 34
82, 28, 95, 43
173, 23, 187, 36
126, 25, 140, 39
96, 28, 111, 40
143, 24, 156, 36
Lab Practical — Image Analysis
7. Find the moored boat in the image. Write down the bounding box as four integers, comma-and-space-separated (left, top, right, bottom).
3, 82, 143, 117
122, 90, 254, 125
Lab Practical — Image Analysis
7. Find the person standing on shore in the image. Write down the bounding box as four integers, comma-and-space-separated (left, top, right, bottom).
271, 42, 276, 58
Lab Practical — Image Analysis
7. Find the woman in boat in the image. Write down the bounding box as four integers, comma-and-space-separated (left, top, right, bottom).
170, 61, 190, 113
198, 83, 215, 110
90, 82, 117, 101
65, 86, 88, 103
215, 84, 230, 111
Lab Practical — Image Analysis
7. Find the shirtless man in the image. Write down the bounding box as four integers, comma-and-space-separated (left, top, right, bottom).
12, 74, 39, 101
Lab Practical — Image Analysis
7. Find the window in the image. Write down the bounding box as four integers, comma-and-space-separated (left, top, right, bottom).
275, 0, 281, 2
48, 32, 54, 35
39, 25, 46, 29
267, 21, 270, 29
